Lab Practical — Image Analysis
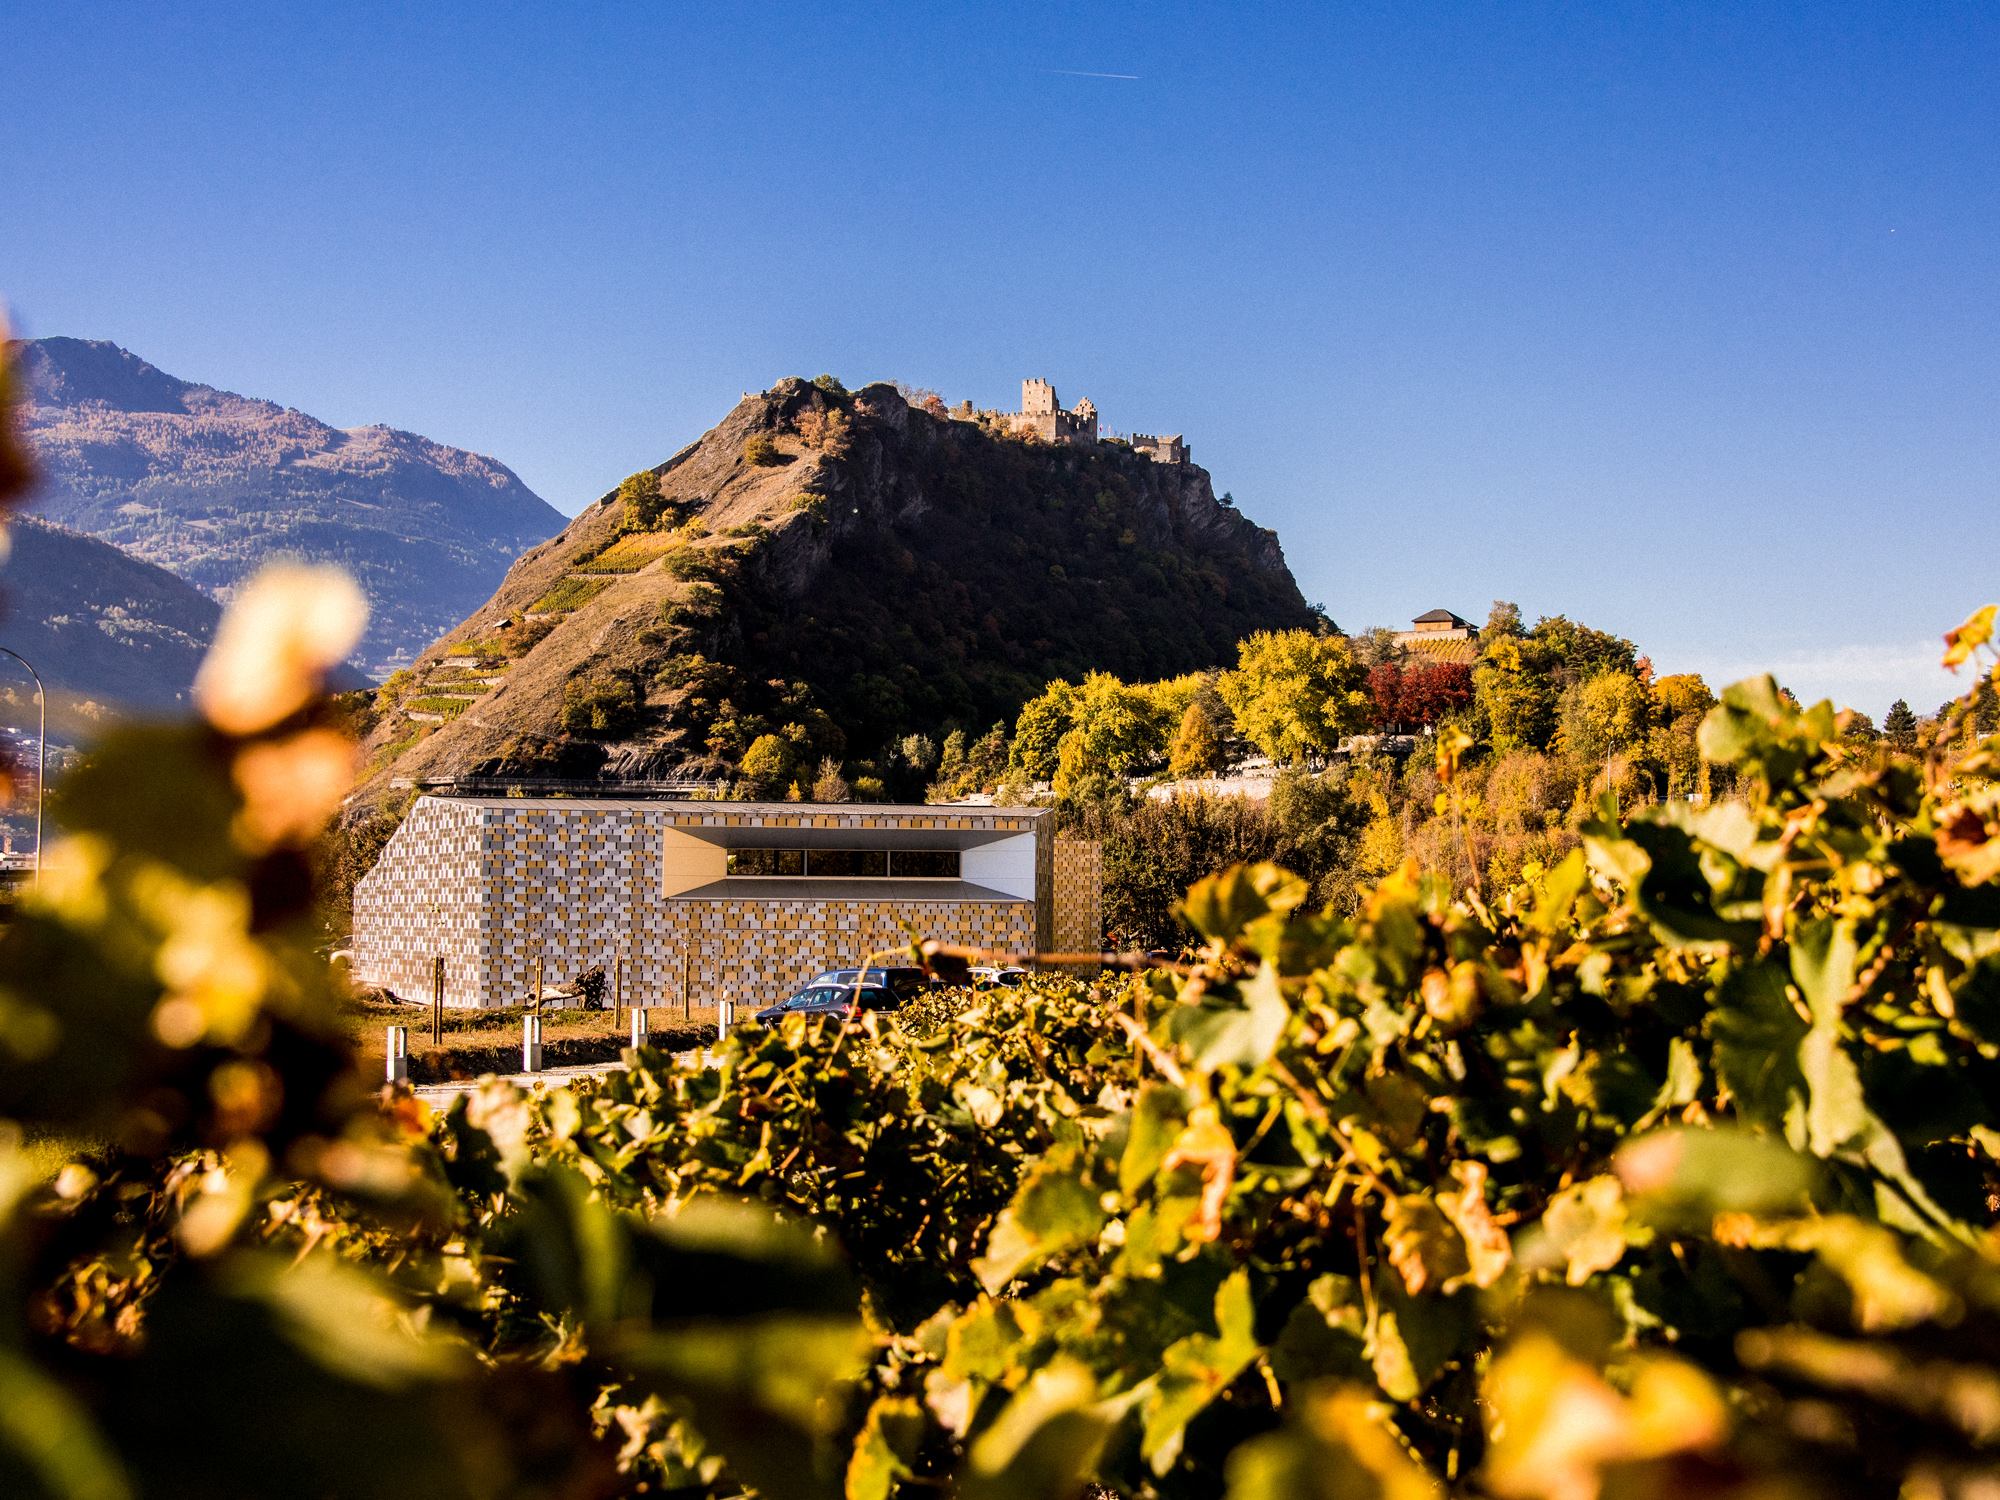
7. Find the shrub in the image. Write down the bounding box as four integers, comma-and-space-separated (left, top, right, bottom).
785, 492, 827, 523
812, 373, 847, 396
615, 468, 670, 531
663, 549, 723, 584
560, 672, 642, 737
743, 432, 778, 466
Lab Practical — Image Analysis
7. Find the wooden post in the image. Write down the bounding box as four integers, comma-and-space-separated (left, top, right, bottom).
613, 954, 623, 1032
683, 944, 691, 1021
533, 953, 543, 1011
431, 955, 443, 1047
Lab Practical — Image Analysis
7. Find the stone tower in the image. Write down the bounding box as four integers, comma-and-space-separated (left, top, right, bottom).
1022, 378, 1058, 415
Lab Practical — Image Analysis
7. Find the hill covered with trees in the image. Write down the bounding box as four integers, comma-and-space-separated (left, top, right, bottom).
352, 376, 1312, 807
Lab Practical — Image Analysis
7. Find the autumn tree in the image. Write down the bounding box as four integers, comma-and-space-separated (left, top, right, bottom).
1216, 629, 1370, 764
1168, 699, 1224, 778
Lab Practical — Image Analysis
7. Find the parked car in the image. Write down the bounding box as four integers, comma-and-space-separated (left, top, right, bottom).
967, 966, 1030, 990
753, 982, 901, 1026
803, 966, 935, 998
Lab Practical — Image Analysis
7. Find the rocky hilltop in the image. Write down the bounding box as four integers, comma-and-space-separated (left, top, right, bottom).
356, 377, 1312, 805
14, 337, 567, 673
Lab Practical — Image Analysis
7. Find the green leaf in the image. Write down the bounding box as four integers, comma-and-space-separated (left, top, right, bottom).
963, 1360, 1111, 1500
1224, 1384, 1441, 1500
972, 1151, 1106, 1294
1122, 1085, 1191, 1196
1269, 1276, 1369, 1385
1143, 1270, 1262, 1472
1710, 958, 1809, 1136
0, 1347, 131, 1500
1170, 961, 1291, 1071
1176, 863, 1309, 945
620, 1315, 872, 1500
846, 1396, 926, 1500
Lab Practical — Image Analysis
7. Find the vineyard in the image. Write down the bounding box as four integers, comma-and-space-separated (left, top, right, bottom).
7, 347, 2000, 1497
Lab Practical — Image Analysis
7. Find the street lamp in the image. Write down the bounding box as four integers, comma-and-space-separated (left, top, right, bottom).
0, 647, 44, 888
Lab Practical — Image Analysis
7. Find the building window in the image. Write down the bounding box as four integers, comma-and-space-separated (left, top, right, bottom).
891, 850, 960, 878
723, 849, 960, 879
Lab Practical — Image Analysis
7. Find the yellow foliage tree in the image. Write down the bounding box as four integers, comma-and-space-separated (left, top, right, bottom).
1168, 701, 1224, 778
1216, 630, 1370, 764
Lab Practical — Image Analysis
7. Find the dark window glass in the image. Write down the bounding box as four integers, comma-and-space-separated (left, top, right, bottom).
806, 849, 888, 878
727, 848, 805, 876
891, 850, 961, 879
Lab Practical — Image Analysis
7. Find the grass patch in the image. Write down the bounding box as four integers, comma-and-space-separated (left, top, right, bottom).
588, 532, 680, 573
530, 577, 613, 613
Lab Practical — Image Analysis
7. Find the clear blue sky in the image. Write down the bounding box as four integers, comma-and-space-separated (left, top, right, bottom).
4, 1, 1996, 718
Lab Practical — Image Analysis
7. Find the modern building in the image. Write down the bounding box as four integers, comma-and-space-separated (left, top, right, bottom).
351, 797, 1103, 1009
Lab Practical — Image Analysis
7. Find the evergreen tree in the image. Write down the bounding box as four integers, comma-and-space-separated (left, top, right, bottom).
1883, 698, 1919, 751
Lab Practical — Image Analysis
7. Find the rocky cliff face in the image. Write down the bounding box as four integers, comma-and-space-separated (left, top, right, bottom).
14, 338, 567, 674
354, 378, 1313, 805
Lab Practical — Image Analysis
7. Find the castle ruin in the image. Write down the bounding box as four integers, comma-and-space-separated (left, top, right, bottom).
1006, 378, 1098, 446
1131, 432, 1189, 465
947, 378, 1187, 463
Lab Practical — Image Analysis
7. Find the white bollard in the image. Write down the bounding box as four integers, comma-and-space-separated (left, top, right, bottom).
522, 1014, 543, 1073
716, 997, 735, 1036
386, 1026, 408, 1084
629, 1007, 649, 1049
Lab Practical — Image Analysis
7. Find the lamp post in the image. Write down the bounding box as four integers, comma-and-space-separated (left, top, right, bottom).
0, 648, 44, 889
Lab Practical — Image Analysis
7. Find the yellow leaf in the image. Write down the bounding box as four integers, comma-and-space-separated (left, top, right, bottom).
1537, 1177, 1633, 1286
1482, 1332, 1726, 1500
1943, 603, 1998, 670
1437, 1161, 1513, 1290
1384, 1195, 1468, 1296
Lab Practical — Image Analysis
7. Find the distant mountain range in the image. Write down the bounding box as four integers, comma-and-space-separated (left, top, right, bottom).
0, 515, 368, 744
13, 338, 567, 675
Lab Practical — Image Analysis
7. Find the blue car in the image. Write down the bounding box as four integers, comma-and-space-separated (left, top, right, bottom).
753, 981, 901, 1026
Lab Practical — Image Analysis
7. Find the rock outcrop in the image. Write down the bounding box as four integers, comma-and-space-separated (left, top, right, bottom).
353, 378, 1314, 806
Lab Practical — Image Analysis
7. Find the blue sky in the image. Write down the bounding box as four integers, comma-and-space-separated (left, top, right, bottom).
4, 1, 1996, 718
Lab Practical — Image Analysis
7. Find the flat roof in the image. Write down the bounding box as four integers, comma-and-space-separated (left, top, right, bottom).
668, 878, 1030, 902
422, 796, 1047, 820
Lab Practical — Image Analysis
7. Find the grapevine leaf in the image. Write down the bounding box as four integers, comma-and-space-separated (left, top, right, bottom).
846, 1396, 925, 1500
1223, 1384, 1441, 1500
964, 1360, 1111, 1500
1143, 1270, 1261, 1472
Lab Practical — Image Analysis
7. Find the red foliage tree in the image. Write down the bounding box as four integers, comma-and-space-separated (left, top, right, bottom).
1368, 662, 1405, 730
1368, 660, 1473, 732
1401, 660, 1473, 729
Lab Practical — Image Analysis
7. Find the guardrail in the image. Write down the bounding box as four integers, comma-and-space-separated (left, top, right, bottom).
388, 776, 723, 797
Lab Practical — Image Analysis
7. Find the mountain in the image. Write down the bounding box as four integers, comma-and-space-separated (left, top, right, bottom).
13, 337, 567, 674
0, 515, 216, 740
0, 514, 371, 745
354, 377, 1314, 804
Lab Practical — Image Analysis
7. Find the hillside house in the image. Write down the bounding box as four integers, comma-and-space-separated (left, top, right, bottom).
351, 798, 1103, 1009
1392, 609, 1479, 665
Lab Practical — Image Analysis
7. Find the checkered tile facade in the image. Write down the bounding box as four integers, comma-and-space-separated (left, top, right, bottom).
351, 799, 1070, 1008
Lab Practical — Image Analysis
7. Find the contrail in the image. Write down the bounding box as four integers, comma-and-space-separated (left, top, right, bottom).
1043, 69, 1139, 79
